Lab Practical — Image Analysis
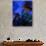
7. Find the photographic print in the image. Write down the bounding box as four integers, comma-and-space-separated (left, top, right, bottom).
12, 0, 32, 26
